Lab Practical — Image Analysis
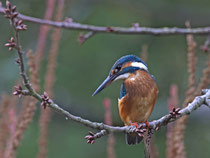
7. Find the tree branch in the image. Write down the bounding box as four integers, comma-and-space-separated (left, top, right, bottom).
3, 1, 210, 144
1, 4, 210, 36
31, 89, 210, 135
85, 130, 108, 144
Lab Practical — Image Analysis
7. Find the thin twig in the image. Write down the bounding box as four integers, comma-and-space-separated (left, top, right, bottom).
42, 89, 210, 135
200, 35, 210, 52
1, 5, 210, 35
78, 31, 96, 44
4, 1, 210, 144
85, 130, 108, 144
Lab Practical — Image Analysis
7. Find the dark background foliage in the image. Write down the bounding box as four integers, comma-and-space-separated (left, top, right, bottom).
0, 0, 210, 157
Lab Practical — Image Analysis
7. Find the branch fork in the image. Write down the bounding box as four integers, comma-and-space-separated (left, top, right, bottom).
3, 0, 210, 145
85, 130, 108, 144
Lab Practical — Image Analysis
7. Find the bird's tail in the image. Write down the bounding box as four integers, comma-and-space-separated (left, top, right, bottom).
125, 133, 143, 145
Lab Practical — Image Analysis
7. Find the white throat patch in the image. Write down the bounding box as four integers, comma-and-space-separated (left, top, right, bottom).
131, 62, 148, 71
114, 73, 130, 81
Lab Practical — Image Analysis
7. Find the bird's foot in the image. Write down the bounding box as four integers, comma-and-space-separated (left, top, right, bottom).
135, 124, 147, 137
170, 107, 181, 118
144, 121, 149, 130
131, 122, 139, 128
130, 122, 149, 137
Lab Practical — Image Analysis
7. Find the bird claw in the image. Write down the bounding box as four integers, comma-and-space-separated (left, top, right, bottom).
131, 122, 139, 128
84, 131, 95, 144
170, 107, 181, 118
135, 124, 147, 137
130, 122, 149, 137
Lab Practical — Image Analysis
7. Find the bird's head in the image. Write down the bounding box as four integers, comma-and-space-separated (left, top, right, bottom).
92, 54, 148, 96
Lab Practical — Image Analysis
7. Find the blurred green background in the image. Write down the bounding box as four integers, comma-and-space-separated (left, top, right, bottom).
0, 0, 210, 157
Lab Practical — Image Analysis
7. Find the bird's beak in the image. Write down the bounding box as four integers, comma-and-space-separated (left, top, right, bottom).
92, 74, 117, 96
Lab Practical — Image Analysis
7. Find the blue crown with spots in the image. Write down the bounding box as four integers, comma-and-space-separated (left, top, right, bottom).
111, 54, 147, 70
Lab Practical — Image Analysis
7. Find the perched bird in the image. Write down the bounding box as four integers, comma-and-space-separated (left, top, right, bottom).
92, 55, 158, 145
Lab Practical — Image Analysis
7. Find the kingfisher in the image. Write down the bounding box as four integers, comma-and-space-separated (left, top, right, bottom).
92, 55, 158, 145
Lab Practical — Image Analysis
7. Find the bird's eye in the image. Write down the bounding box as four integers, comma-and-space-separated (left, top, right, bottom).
116, 65, 121, 71
112, 65, 121, 75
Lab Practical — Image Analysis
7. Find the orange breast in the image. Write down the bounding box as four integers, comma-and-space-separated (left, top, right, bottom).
118, 70, 158, 125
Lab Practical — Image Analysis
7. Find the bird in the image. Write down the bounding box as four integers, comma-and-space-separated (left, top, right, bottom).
92, 54, 158, 145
